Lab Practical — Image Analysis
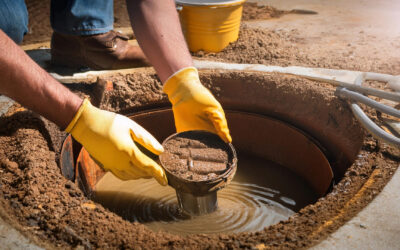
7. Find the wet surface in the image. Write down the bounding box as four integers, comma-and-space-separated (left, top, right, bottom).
93, 152, 318, 235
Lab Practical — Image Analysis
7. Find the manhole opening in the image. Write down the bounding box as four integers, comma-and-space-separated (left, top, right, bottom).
2, 70, 397, 249
61, 70, 362, 235
65, 109, 332, 235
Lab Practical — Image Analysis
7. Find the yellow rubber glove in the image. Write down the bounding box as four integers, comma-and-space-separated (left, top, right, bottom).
163, 67, 232, 143
65, 99, 167, 185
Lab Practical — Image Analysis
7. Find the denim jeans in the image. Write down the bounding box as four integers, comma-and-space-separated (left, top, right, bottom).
0, 0, 113, 43
50, 0, 113, 36
0, 0, 28, 43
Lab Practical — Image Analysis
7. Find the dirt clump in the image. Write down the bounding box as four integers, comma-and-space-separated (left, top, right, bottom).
242, 2, 318, 21
192, 28, 298, 66
161, 131, 230, 181
242, 2, 286, 21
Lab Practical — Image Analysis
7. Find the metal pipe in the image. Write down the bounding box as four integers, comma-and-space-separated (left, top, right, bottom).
176, 191, 218, 215
335, 87, 400, 119
336, 73, 400, 147
315, 78, 400, 102
349, 104, 400, 147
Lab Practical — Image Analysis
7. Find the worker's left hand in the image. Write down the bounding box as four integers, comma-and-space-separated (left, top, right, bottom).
65, 99, 167, 185
163, 67, 232, 143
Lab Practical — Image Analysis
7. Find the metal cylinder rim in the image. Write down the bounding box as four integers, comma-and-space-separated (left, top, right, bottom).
159, 130, 237, 185
176, 0, 246, 7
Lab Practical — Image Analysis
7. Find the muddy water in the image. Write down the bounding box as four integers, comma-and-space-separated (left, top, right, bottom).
93, 153, 318, 235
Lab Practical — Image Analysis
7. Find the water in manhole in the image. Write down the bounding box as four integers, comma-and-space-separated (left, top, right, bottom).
66, 109, 333, 235
93, 154, 316, 234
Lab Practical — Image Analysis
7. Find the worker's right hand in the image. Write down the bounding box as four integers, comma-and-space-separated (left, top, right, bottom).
163, 67, 232, 143
65, 99, 168, 185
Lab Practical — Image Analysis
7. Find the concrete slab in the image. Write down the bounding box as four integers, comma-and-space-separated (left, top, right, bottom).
248, 0, 400, 67
0, 96, 14, 116
312, 165, 400, 250
249, 0, 400, 38
0, 216, 42, 250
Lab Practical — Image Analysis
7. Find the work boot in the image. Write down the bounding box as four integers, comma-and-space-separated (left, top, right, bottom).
51, 30, 149, 70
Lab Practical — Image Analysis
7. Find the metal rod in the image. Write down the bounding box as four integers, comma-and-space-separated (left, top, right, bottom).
335, 72, 400, 147
335, 87, 400, 119
350, 104, 400, 147
307, 77, 400, 102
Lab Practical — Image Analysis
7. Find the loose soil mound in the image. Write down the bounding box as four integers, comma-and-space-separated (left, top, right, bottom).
193, 28, 299, 66
242, 2, 318, 21
193, 27, 400, 74
242, 3, 286, 21
0, 71, 398, 249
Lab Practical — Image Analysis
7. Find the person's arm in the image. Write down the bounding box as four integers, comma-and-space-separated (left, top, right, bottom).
126, 0, 192, 83
126, 0, 232, 143
0, 30, 81, 128
0, 30, 167, 185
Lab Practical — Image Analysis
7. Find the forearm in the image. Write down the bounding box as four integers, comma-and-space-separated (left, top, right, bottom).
0, 30, 82, 129
126, 0, 193, 83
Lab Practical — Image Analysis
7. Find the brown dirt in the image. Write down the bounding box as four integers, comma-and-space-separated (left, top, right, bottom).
193, 28, 301, 66
241, 3, 287, 21
161, 131, 230, 181
193, 27, 400, 75
0, 71, 399, 249
242, 2, 318, 21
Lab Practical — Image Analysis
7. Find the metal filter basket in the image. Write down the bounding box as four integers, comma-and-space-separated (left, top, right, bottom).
159, 130, 237, 215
